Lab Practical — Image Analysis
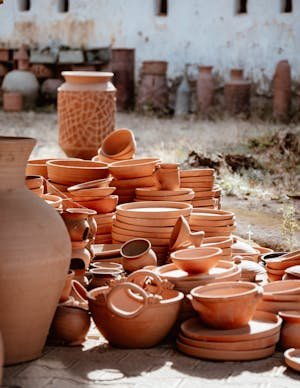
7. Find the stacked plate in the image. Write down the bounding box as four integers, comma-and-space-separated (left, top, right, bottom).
92, 243, 123, 264
180, 169, 217, 208
202, 236, 233, 261
189, 209, 236, 237
177, 311, 282, 361
257, 280, 300, 313
135, 188, 194, 204
264, 250, 300, 282
109, 158, 160, 204
112, 201, 192, 265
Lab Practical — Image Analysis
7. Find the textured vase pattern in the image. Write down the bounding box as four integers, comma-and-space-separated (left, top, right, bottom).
58, 91, 115, 159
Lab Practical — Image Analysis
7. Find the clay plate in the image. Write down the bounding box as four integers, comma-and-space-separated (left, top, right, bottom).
176, 340, 276, 361
116, 201, 192, 219
180, 311, 282, 342
284, 348, 300, 373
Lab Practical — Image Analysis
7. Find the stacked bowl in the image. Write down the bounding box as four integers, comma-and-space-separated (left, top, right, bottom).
202, 236, 233, 261
263, 250, 300, 282
189, 209, 236, 237
67, 178, 117, 244
25, 175, 44, 196
112, 201, 192, 265
109, 158, 160, 204
135, 187, 194, 204
93, 128, 136, 163
180, 169, 218, 208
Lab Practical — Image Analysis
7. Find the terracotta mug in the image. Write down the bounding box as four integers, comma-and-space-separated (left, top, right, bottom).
106, 282, 149, 319
157, 163, 180, 191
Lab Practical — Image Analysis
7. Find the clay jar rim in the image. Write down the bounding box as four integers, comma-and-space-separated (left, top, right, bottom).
47, 159, 108, 170
101, 128, 136, 157
171, 247, 222, 261
62, 71, 113, 84
191, 281, 262, 302
121, 238, 151, 259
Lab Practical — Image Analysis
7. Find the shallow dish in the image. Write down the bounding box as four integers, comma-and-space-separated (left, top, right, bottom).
68, 178, 113, 191
109, 158, 160, 179
284, 348, 300, 373
116, 201, 192, 219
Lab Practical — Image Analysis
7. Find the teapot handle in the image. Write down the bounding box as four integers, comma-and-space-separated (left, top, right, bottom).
106, 282, 148, 319
127, 269, 163, 295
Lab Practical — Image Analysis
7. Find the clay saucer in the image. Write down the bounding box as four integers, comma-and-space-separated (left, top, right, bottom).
115, 214, 188, 227
180, 176, 214, 183
76, 195, 118, 213
176, 340, 276, 361
135, 188, 193, 197
112, 223, 172, 239
112, 231, 170, 247
109, 158, 160, 179
284, 348, 300, 373
68, 178, 113, 191
180, 169, 215, 177
93, 244, 121, 258
263, 280, 300, 295
191, 209, 234, 221
285, 266, 300, 278
178, 331, 280, 351
136, 193, 195, 201
170, 247, 222, 274
193, 190, 214, 199
116, 201, 192, 219
113, 219, 174, 234
180, 311, 282, 342
68, 186, 116, 198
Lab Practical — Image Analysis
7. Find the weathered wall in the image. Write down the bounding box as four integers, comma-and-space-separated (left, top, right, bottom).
0, 0, 299, 91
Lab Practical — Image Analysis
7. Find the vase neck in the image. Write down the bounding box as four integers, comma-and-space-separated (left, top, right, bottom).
0, 137, 36, 190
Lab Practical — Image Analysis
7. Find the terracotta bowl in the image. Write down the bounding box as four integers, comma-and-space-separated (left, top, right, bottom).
97, 152, 135, 163
62, 71, 113, 84
41, 193, 63, 209
76, 195, 118, 213
189, 281, 263, 329
100, 128, 136, 158
68, 178, 113, 191
180, 169, 215, 177
260, 252, 287, 265
170, 247, 222, 274
47, 159, 109, 185
26, 158, 53, 178
68, 187, 116, 200
284, 348, 300, 373
263, 280, 300, 295
111, 174, 158, 188
109, 158, 160, 179
25, 175, 44, 190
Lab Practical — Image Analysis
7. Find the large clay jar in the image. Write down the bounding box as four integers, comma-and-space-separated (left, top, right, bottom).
273, 60, 291, 121
279, 311, 300, 350
58, 71, 116, 159
196, 66, 214, 113
0, 136, 71, 365
121, 239, 157, 272
224, 69, 251, 116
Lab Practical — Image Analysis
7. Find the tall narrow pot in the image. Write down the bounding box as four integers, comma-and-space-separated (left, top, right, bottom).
0, 136, 71, 365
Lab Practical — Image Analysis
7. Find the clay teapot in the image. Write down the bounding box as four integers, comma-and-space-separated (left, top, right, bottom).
278, 311, 300, 350
121, 238, 157, 272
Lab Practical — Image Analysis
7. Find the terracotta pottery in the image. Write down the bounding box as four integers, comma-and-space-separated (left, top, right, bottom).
171, 247, 222, 274
68, 177, 113, 191
58, 71, 116, 159
264, 250, 300, 270
113, 219, 173, 235
93, 243, 122, 259
46, 180, 70, 194
273, 60, 291, 121
263, 280, 300, 295
0, 136, 71, 365
100, 128, 136, 159
284, 348, 300, 373
121, 238, 157, 272
88, 268, 123, 290
157, 163, 180, 191
260, 251, 287, 265
68, 186, 116, 199
116, 214, 188, 227
47, 159, 109, 186
224, 69, 251, 115
26, 158, 54, 178
61, 208, 91, 241
91, 261, 124, 271
197, 66, 214, 113
111, 174, 158, 188
59, 270, 75, 303
285, 266, 300, 279
116, 201, 192, 219
75, 195, 118, 213
88, 282, 183, 348
71, 247, 91, 269
3, 92, 23, 112
41, 194, 63, 209
180, 169, 215, 178
279, 311, 300, 350
109, 158, 160, 179
25, 175, 43, 190
49, 300, 90, 346
169, 215, 192, 251
257, 300, 300, 314
189, 281, 263, 329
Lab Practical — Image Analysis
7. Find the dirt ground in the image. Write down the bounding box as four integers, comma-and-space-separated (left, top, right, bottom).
0, 110, 299, 250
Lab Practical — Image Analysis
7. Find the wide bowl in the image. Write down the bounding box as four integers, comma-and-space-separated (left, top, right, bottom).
47, 159, 109, 185
170, 247, 222, 274
189, 281, 263, 329
100, 128, 136, 158
109, 158, 160, 179
75, 195, 118, 213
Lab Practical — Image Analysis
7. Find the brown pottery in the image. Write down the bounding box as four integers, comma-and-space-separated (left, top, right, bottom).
278, 311, 300, 350
121, 238, 157, 272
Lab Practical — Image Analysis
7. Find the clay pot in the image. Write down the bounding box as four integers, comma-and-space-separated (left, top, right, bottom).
88, 268, 123, 290
260, 251, 287, 265
109, 158, 160, 179
61, 209, 90, 241
3, 92, 23, 112
87, 281, 183, 348
189, 281, 263, 329
121, 238, 157, 272
169, 215, 191, 251
58, 71, 116, 159
197, 66, 214, 113
224, 69, 251, 115
0, 136, 71, 365
71, 280, 88, 306
170, 247, 222, 274
59, 270, 75, 303
99, 128, 136, 160
25, 175, 43, 190
41, 194, 63, 209
49, 300, 90, 346
26, 158, 54, 178
157, 163, 180, 191
47, 159, 109, 186
111, 174, 158, 188
75, 195, 118, 213
278, 311, 300, 350
273, 60, 291, 121
284, 348, 300, 373
68, 186, 116, 199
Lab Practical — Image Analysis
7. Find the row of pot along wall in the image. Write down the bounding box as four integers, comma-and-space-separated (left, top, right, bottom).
0, 45, 295, 120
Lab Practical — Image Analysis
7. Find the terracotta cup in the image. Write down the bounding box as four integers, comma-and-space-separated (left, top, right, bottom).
121, 238, 157, 272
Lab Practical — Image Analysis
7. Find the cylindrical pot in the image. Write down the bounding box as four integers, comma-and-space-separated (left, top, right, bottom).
58, 71, 116, 159
121, 239, 157, 272
3, 92, 23, 112
278, 311, 300, 350
0, 136, 71, 365
196, 66, 214, 113
157, 163, 180, 191
273, 60, 291, 121
224, 68, 251, 115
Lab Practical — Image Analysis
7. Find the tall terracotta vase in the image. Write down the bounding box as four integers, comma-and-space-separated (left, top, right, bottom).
58, 71, 116, 159
0, 136, 71, 365
273, 60, 291, 121
224, 69, 251, 115
197, 66, 214, 113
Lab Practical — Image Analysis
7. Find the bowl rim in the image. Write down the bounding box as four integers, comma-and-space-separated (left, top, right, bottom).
171, 247, 222, 261
47, 159, 108, 169
190, 281, 260, 300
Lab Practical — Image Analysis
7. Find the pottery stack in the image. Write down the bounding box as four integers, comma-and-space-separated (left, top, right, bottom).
109, 158, 160, 204
93, 128, 136, 163
25, 175, 44, 196
202, 236, 233, 261
263, 250, 300, 282
179, 169, 219, 208
232, 237, 261, 262
112, 201, 192, 265
67, 178, 117, 245
177, 282, 281, 361
189, 209, 236, 238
